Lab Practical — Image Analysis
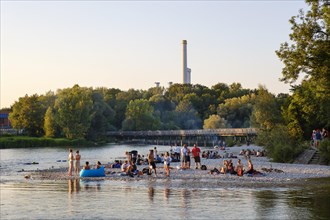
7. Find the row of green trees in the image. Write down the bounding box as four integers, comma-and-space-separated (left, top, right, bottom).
7, 82, 270, 140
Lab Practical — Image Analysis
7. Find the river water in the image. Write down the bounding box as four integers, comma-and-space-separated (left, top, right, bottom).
1, 144, 330, 219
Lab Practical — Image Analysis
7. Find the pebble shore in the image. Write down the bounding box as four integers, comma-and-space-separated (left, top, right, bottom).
28, 146, 330, 188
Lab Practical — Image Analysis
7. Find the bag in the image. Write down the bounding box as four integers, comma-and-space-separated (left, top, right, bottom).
201, 165, 207, 170
210, 167, 220, 174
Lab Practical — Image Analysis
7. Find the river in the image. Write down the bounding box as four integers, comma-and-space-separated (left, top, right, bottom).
1, 144, 330, 219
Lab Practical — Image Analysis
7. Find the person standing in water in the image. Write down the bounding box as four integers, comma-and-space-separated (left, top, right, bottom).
191, 144, 201, 169
74, 150, 81, 175
68, 149, 74, 176
148, 149, 157, 177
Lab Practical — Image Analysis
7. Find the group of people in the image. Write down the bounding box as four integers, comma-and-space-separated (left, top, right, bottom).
311, 128, 328, 148
148, 144, 202, 177
67, 149, 81, 176
179, 144, 202, 170
239, 149, 266, 158
68, 143, 262, 178
210, 158, 255, 176
67, 149, 103, 176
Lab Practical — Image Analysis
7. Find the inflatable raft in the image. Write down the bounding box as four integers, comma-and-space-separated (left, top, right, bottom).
80, 166, 105, 177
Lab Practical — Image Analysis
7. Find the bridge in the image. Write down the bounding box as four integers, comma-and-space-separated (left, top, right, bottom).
106, 128, 257, 146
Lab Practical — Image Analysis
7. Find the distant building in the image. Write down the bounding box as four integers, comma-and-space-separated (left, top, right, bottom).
0, 110, 11, 128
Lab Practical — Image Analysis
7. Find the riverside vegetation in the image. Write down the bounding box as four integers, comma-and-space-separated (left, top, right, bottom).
1, 0, 329, 163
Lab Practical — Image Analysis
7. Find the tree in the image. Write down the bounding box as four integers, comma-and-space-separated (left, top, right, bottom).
218, 94, 256, 128
54, 85, 93, 139
276, 0, 329, 85
9, 94, 46, 136
122, 99, 160, 131
203, 114, 227, 129
276, 0, 330, 132
113, 89, 144, 129
44, 107, 58, 137
86, 90, 116, 140
175, 100, 202, 129
251, 86, 282, 130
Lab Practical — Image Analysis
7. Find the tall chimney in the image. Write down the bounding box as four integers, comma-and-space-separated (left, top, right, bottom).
182, 40, 189, 84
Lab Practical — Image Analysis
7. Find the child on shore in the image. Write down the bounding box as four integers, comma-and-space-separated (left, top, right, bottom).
164, 152, 171, 177
74, 150, 81, 175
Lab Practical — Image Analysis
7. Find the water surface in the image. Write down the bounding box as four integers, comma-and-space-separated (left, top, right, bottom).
1, 145, 330, 219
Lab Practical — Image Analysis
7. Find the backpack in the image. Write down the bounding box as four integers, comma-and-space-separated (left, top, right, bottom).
142, 167, 149, 174
201, 165, 207, 170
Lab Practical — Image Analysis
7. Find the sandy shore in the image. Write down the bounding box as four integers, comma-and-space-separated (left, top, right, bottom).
26, 145, 330, 188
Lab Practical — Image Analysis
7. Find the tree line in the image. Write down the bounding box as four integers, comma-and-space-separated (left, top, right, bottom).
6, 83, 263, 139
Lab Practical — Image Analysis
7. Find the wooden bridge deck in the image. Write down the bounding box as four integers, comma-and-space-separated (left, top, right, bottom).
106, 128, 257, 137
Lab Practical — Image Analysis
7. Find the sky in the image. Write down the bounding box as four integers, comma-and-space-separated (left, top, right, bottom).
0, 0, 309, 108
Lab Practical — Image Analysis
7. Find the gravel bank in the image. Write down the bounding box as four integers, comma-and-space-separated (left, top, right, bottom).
25, 145, 330, 188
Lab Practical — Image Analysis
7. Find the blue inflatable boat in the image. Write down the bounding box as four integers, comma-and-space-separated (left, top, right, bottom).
80, 166, 106, 177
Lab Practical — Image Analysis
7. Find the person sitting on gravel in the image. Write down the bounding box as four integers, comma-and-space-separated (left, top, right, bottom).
256, 150, 262, 157
111, 160, 122, 168
220, 160, 228, 174
236, 159, 244, 176
246, 159, 254, 174
121, 160, 130, 173
136, 154, 144, 165
126, 161, 138, 177
228, 161, 236, 175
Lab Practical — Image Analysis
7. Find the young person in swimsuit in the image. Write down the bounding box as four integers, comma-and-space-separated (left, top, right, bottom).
148, 149, 157, 177
74, 150, 81, 175
164, 152, 171, 177
68, 149, 74, 176
246, 159, 254, 174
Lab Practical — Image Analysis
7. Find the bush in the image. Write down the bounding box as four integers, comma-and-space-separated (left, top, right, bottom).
319, 139, 330, 162
225, 137, 236, 147
256, 124, 306, 163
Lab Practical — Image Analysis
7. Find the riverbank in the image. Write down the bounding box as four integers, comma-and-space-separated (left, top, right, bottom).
0, 136, 93, 148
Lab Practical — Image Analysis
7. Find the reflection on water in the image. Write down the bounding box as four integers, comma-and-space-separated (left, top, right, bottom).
68, 179, 80, 194
163, 188, 170, 201
1, 179, 330, 220
148, 187, 155, 202
286, 179, 330, 220
78, 179, 103, 192
1, 144, 330, 219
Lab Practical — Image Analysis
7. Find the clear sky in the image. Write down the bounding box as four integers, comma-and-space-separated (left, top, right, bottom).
0, 0, 308, 108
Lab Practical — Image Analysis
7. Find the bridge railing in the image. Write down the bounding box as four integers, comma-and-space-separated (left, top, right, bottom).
106, 128, 257, 137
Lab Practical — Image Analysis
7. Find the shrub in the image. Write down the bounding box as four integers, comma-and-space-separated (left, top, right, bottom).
225, 137, 236, 147
319, 139, 330, 162
256, 124, 305, 163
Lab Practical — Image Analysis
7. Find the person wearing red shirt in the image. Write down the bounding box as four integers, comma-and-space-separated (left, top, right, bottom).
191, 144, 201, 169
